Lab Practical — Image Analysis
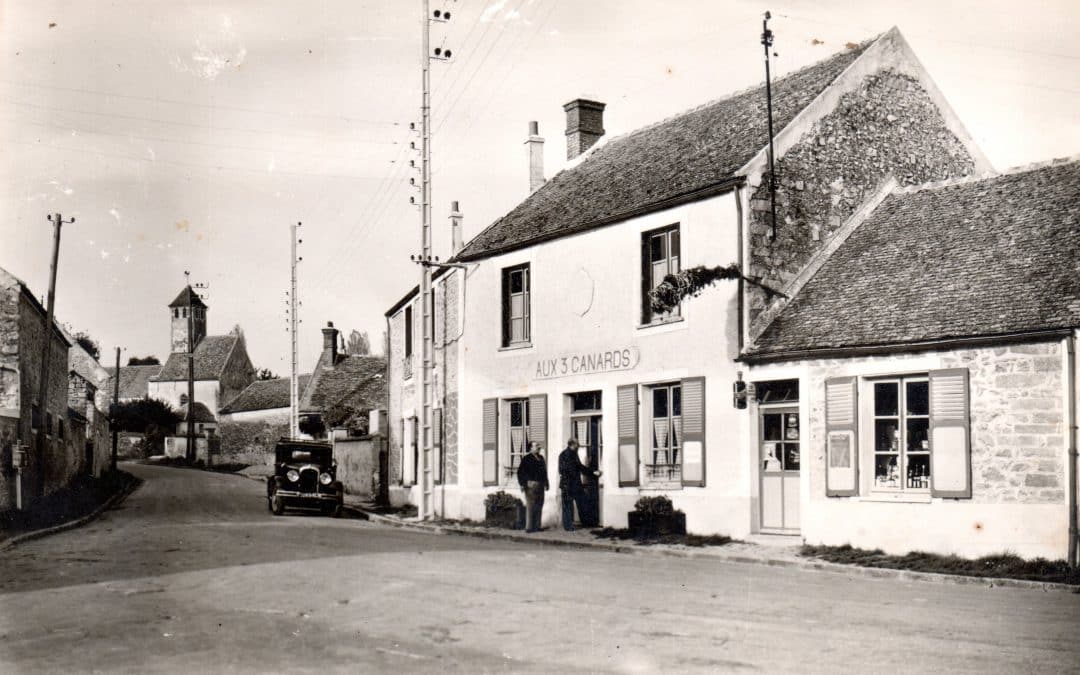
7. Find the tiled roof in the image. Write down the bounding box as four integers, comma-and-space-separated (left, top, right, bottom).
748, 160, 1080, 357
454, 41, 871, 262
300, 355, 386, 413
169, 286, 207, 308
220, 375, 312, 414
179, 401, 217, 423
152, 335, 238, 381
104, 364, 162, 399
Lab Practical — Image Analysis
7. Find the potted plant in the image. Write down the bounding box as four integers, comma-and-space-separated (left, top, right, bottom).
484, 490, 526, 529
627, 495, 686, 537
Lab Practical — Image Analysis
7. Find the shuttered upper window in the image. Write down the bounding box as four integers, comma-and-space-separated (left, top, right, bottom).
641, 225, 680, 325
501, 264, 531, 347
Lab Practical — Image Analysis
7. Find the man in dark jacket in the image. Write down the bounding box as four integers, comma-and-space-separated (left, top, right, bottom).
517, 442, 548, 533
559, 438, 600, 531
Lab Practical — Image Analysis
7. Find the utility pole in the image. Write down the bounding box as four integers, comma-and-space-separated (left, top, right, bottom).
185, 271, 196, 463
111, 346, 120, 473
33, 213, 74, 499
288, 223, 301, 440
419, 0, 434, 522
761, 11, 779, 241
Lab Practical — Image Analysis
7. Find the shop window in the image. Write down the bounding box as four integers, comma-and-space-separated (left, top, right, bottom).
646, 383, 681, 481
871, 377, 930, 491
641, 224, 680, 325
501, 264, 530, 347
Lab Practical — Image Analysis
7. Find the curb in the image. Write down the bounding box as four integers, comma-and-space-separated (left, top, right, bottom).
352, 507, 1079, 594
0, 476, 141, 552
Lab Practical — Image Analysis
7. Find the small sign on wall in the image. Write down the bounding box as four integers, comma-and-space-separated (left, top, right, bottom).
534, 347, 640, 380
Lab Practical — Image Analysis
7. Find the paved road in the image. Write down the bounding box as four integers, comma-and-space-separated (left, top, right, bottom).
0, 463, 1076, 674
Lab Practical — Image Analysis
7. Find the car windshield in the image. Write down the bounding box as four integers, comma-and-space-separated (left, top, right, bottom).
276, 445, 331, 465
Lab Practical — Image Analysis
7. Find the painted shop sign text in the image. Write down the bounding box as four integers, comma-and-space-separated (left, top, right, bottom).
535, 347, 640, 380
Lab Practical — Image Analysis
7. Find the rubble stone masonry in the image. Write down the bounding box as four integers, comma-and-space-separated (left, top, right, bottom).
803, 341, 1065, 505
748, 70, 977, 325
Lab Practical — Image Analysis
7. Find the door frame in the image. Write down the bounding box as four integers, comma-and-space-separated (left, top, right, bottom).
758, 403, 801, 534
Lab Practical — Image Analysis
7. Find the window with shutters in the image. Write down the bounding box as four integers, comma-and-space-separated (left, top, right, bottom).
870, 377, 930, 492
641, 225, 680, 325
505, 398, 530, 477
646, 383, 681, 482
501, 264, 530, 347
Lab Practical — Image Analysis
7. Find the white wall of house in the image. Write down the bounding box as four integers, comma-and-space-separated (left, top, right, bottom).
439, 190, 752, 535
218, 407, 289, 424
749, 337, 1077, 560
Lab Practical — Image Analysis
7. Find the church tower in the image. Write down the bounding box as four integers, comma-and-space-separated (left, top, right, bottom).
169, 286, 208, 354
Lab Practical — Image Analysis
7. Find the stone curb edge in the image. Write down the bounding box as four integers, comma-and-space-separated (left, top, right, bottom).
0, 476, 141, 552
350, 507, 1078, 594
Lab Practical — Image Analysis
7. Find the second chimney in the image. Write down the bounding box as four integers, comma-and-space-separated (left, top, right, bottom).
525, 121, 545, 193
450, 201, 463, 255
321, 321, 339, 368
563, 98, 606, 160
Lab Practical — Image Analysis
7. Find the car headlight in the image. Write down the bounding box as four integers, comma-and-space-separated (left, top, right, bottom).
286, 470, 299, 482
319, 472, 333, 485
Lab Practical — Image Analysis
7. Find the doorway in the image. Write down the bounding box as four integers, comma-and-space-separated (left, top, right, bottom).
569, 391, 602, 527
759, 406, 800, 532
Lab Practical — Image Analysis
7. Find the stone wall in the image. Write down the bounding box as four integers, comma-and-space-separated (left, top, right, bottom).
334, 437, 378, 498
440, 271, 460, 484
802, 340, 1066, 505
748, 69, 977, 325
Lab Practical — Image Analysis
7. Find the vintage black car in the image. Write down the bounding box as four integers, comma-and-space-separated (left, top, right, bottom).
267, 439, 344, 516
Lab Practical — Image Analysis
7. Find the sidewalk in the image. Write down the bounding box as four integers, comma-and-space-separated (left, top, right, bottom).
342, 495, 1078, 593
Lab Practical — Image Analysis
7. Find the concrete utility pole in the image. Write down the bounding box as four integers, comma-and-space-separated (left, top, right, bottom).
111, 346, 120, 472
34, 213, 74, 499
419, 0, 434, 521
184, 272, 195, 462
289, 223, 301, 440
761, 11, 778, 241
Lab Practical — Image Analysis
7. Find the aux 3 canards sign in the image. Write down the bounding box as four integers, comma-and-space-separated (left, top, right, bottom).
534, 347, 641, 380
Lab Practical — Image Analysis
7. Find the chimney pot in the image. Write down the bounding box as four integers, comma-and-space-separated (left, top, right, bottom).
563, 99, 606, 160
525, 121, 545, 194
450, 202, 464, 255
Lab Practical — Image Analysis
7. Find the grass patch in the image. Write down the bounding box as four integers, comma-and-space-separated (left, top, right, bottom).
591, 526, 734, 547
0, 470, 140, 540
800, 544, 1080, 585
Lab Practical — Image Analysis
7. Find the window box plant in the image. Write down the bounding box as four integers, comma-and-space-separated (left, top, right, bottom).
484, 490, 525, 529
627, 495, 686, 537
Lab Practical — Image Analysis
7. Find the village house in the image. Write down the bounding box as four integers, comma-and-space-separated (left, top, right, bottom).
63, 325, 112, 478
0, 267, 108, 510
103, 363, 162, 403
218, 374, 312, 424
743, 159, 1080, 560
383, 28, 1026, 550
297, 322, 386, 439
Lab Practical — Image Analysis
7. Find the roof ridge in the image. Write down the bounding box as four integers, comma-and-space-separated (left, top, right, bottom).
894, 155, 1080, 195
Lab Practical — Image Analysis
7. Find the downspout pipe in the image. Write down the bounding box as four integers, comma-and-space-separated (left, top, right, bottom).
1067, 332, 1077, 567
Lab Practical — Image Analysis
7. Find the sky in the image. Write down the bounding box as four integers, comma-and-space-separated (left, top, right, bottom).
1, 0, 1078, 375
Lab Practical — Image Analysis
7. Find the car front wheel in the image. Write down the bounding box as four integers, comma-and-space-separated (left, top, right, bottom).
270, 489, 285, 516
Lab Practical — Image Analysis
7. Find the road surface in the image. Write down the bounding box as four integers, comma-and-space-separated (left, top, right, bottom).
0, 463, 1076, 673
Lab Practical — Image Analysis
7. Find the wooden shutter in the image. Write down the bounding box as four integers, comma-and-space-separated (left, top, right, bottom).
433, 407, 443, 484
681, 377, 706, 487
528, 394, 547, 455
640, 234, 651, 323
825, 377, 858, 497
930, 369, 971, 499
500, 270, 510, 347
482, 398, 498, 486
617, 385, 639, 487
401, 418, 413, 486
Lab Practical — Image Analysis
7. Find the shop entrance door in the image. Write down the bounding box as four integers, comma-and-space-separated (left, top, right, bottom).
759, 406, 800, 532
569, 390, 603, 527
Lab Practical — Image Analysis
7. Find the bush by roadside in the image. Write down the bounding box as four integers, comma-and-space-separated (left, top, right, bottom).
0, 470, 140, 541
592, 526, 734, 548
800, 544, 1080, 585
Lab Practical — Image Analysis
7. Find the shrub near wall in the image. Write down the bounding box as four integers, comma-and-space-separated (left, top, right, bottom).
218, 419, 289, 467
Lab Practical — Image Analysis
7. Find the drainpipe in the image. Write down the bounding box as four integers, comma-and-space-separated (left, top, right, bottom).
1067, 332, 1077, 567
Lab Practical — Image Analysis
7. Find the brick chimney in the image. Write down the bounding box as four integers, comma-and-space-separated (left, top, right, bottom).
321, 321, 338, 368
563, 98, 605, 160
450, 201, 463, 255
525, 121, 545, 193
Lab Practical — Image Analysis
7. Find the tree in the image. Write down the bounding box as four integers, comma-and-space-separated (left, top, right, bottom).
256, 368, 278, 380
323, 401, 370, 436
648, 263, 788, 315
127, 355, 161, 366
346, 330, 371, 356
109, 397, 181, 457
72, 331, 101, 359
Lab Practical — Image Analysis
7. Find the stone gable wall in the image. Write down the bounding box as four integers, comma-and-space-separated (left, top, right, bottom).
801, 341, 1065, 505
748, 69, 977, 325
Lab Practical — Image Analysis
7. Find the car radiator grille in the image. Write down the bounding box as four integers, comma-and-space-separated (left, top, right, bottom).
298, 467, 320, 493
